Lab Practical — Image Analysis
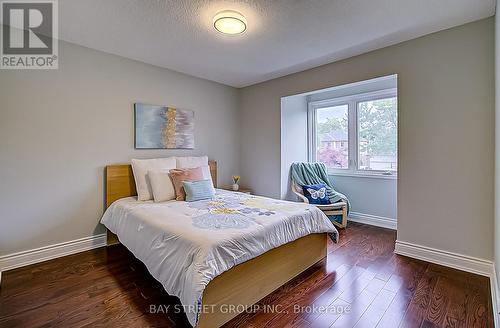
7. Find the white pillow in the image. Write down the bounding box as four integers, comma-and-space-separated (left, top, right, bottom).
131, 157, 176, 201
200, 165, 212, 181
148, 170, 176, 202
176, 156, 208, 169
198, 165, 216, 193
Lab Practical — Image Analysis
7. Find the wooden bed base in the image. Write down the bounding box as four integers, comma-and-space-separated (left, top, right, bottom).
198, 233, 326, 328
104, 161, 328, 327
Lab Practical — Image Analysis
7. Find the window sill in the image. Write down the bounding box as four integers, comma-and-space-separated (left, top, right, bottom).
328, 171, 397, 180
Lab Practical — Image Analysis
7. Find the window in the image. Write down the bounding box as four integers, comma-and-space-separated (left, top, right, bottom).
308, 89, 397, 176
358, 97, 397, 172
315, 104, 349, 169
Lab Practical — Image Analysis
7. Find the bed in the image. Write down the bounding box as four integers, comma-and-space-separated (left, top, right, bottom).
102, 160, 338, 327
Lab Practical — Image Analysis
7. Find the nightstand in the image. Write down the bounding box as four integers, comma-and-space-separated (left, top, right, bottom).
222, 188, 252, 195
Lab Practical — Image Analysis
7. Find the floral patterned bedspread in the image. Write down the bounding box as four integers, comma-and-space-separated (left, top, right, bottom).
101, 189, 337, 326
187, 192, 333, 233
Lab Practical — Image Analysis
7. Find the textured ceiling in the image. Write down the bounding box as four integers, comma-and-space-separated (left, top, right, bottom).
57, 0, 495, 87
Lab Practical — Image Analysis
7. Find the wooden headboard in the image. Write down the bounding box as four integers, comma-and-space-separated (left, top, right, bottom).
105, 160, 217, 208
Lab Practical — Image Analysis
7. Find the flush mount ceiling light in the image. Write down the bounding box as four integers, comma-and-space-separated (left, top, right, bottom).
213, 10, 247, 35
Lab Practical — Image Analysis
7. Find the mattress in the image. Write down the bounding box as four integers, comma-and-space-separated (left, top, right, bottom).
100, 189, 337, 326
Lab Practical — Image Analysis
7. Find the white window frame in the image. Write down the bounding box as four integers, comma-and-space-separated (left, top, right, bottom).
308, 88, 397, 179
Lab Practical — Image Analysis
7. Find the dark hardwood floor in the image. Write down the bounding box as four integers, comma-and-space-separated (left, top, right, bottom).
0, 222, 493, 328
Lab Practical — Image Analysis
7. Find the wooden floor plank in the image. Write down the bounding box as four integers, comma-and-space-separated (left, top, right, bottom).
0, 222, 493, 328
354, 289, 397, 328
400, 268, 440, 327
331, 289, 378, 327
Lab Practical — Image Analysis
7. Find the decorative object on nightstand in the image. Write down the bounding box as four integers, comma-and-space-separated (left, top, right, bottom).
232, 175, 240, 191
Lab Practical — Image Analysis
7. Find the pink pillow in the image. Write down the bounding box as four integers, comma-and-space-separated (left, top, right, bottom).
169, 167, 204, 201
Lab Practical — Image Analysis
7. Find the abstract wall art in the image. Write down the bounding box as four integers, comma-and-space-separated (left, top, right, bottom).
134, 103, 194, 149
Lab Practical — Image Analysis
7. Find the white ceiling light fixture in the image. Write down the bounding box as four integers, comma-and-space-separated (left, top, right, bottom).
213, 10, 247, 35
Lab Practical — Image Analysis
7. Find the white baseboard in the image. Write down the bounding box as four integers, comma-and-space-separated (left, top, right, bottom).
394, 240, 493, 277
348, 212, 397, 230
0, 234, 107, 272
395, 240, 500, 325
491, 266, 499, 327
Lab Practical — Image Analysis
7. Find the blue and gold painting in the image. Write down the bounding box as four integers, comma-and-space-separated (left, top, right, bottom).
134, 103, 194, 149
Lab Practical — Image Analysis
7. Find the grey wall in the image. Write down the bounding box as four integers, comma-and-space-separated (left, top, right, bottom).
280, 95, 308, 200
495, 8, 500, 297
0, 40, 239, 256
240, 18, 494, 260
330, 175, 397, 221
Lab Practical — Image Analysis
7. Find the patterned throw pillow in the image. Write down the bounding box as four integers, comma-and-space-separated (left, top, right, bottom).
302, 183, 331, 205
169, 167, 204, 201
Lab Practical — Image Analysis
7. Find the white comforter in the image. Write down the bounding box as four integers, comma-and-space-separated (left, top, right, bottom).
100, 189, 337, 326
